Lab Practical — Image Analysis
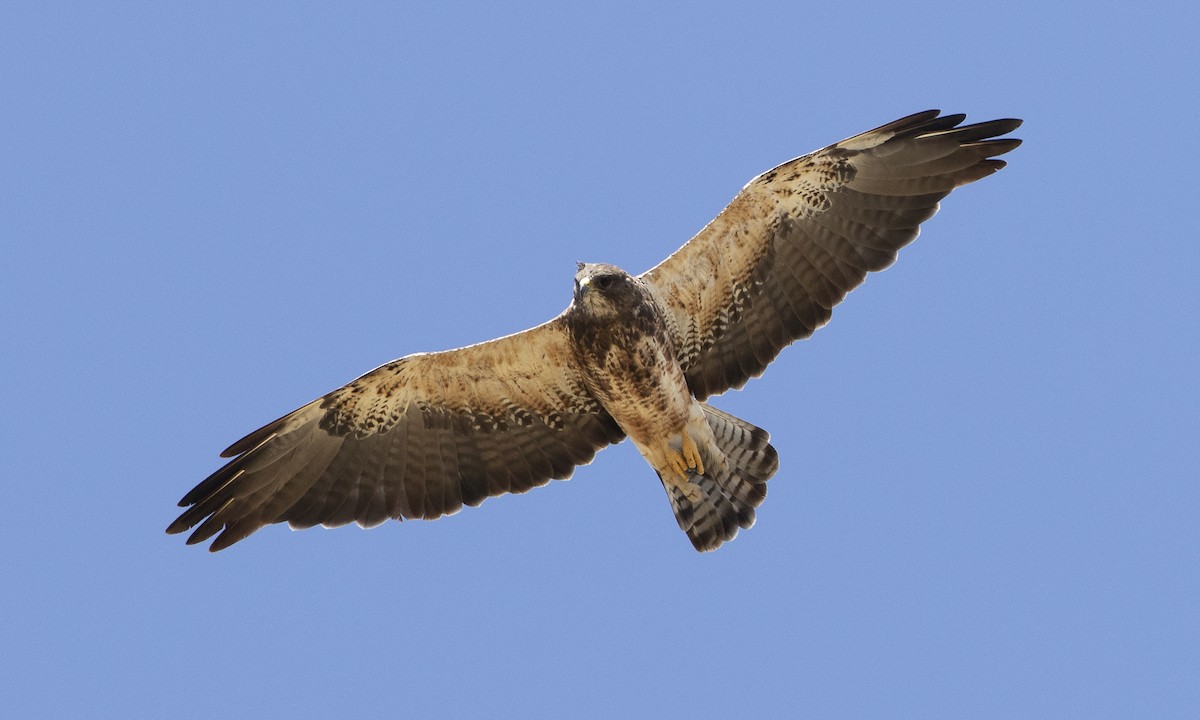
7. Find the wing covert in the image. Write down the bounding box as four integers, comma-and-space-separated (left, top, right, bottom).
167, 317, 625, 551
641, 110, 1022, 399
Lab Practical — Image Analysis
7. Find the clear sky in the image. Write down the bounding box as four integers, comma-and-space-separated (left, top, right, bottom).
2, 2, 1197, 718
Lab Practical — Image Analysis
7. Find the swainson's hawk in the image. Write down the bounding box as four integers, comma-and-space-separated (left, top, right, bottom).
168, 110, 1022, 552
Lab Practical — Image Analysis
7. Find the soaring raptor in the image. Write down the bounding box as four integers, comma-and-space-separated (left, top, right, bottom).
169, 110, 1022, 552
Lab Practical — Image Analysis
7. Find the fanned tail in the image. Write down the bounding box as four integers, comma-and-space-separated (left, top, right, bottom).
664, 404, 779, 552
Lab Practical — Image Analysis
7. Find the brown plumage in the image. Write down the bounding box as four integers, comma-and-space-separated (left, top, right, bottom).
168, 110, 1021, 552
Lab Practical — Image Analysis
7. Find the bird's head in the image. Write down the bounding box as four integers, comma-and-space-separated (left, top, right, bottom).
573, 262, 640, 318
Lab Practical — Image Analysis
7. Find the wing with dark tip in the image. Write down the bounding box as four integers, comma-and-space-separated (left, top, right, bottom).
641, 110, 1022, 399
167, 317, 625, 551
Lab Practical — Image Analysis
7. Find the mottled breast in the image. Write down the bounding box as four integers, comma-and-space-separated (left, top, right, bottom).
565, 264, 693, 443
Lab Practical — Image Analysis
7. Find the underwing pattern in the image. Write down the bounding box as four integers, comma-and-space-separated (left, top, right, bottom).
169, 111, 1021, 552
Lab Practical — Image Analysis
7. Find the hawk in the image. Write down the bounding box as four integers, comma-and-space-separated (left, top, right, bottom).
168, 110, 1022, 552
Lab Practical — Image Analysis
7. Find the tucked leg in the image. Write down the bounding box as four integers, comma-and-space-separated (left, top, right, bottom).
680, 431, 705, 477
666, 447, 691, 482
657, 431, 705, 482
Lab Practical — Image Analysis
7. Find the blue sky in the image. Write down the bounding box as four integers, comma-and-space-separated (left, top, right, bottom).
2, 2, 1197, 717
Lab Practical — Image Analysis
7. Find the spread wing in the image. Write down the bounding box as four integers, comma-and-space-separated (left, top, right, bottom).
641, 110, 1022, 399
167, 317, 625, 551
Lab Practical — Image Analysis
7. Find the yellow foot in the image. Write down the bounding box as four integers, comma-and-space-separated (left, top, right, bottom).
681, 432, 705, 477
666, 448, 689, 481
664, 432, 705, 482
663, 466, 704, 503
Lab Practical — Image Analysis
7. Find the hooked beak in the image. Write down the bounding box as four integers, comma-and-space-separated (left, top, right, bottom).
574, 275, 591, 302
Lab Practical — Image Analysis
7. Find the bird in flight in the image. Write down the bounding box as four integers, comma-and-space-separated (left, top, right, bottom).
168, 110, 1022, 552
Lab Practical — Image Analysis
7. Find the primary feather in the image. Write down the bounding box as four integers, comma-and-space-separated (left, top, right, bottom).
169, 110, 1021, 552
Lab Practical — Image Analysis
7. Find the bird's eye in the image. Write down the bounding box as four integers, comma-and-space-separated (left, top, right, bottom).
595, 275, 616, 290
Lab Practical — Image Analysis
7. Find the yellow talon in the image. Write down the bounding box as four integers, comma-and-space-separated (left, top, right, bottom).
651, 431, 706, 484
681, 433, 704, 477
668, 450, 690, 481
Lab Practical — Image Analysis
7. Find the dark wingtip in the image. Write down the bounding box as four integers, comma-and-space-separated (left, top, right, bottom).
932, 112, 967, 127
962, 117, 1022, 139
903, 109, 943, 123
974, 138, 1023, 156
863, 110, 943, 138
220, 439, 252, 459
166, 505, 200, 534
994, 117, 1024, 133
